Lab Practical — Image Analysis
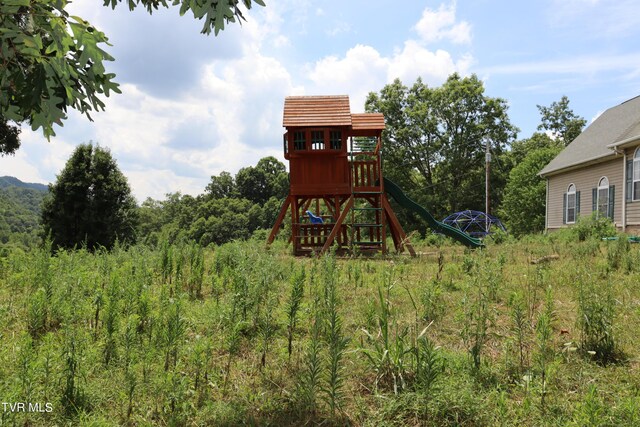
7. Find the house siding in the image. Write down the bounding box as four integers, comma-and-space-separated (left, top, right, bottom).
547, 158, 624, 229
624, 145, 640, 227
627, 201, 640, 226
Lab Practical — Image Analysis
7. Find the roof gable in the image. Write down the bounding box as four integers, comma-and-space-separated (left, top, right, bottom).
540, 95, 640, 176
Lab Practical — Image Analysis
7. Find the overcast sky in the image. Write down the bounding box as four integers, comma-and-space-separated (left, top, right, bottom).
2, 0, 640, 201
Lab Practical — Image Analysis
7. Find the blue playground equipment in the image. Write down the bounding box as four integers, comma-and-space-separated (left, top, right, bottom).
441, 210, 506, 238
306, 210, 324, 224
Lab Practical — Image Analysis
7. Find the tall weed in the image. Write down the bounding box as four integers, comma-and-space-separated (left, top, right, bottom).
576, 274, 617, 364
286, 265, 305, 358
321, 255, 348, 416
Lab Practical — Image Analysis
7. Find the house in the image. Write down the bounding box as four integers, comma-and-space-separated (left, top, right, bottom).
539, 95, 640, 233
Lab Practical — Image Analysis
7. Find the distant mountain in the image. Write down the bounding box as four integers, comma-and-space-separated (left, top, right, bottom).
0, 176, 48, 192
0, 176, 48, 248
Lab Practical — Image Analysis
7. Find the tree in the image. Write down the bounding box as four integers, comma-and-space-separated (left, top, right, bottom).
500, 145, 562, 236
537, 96, 587, 146
0, 118, 21, 156
0, 0, 265, 153
195, 197, 253, 245
236, 156, 288, 205
366, 74, 517, 221
41, 143, 138, 250
509, 132, 560, 164
205, 171, 236, 199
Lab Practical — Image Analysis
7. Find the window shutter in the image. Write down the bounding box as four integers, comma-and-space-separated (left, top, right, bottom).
576, 191, 581, 216
609, 185, 615, 219
592, 188, 597, 212
627, 159, 633, 201
563, 193, 567, 224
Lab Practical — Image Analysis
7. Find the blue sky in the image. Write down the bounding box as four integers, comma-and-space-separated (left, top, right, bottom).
2, 0, 640, 201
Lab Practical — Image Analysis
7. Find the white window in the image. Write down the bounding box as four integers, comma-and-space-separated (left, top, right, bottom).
634, 148, 640, 201
598, 176, 609, 218
567, 184, 576, 224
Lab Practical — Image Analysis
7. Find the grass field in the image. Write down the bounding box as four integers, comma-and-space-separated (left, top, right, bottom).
1, 231, 640, 426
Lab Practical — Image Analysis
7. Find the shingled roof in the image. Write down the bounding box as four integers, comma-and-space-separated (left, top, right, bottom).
351, 113, 385, 131
540, 95, 640, 176
283, 95, 352, 128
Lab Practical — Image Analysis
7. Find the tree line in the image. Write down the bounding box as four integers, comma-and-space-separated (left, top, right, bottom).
37, 145, 289, 251
136, 156, 288, 247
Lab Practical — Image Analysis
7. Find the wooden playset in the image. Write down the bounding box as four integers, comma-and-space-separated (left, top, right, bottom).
266, 95, 416, 256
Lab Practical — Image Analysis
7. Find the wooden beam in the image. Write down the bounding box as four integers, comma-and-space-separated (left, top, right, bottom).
293, 197, 302, 254
322, 197, 337, 219
387, 218, 401, 250
320, 196, 354, 255
267, 195, 292, 245
302, 197, 313, 212
382, 196, 416, 257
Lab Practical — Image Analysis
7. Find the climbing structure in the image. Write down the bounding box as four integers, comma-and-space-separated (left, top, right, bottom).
267, 95, 415, 256
441, 210, 506, 237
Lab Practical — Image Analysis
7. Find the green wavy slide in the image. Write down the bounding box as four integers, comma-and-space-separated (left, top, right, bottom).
383, 178, 484, 248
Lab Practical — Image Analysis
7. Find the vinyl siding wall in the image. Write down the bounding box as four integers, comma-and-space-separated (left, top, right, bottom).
627, 202, 640, 226
546, 158, 623, 229
625, 146, 640, 227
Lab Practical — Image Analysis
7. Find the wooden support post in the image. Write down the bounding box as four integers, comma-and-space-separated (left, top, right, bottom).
382, 196, 416, 257
267, 195, 292, 245
321, 196, 354, 255
292, 197, 300, 254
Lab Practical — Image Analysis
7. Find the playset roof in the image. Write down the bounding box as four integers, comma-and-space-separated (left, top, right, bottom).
351, 113, 385, 131
283, 95, 352, 127
283, 96, 386, 132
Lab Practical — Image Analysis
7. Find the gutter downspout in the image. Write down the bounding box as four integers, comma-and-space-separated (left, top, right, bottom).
623, 150, 627, 231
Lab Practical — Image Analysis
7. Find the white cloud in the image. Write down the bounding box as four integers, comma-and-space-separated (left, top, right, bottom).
307, 45, 389, 110
0, 128, 76, 185
76, 44, 298, 200
388, 40, 473, 85
307, 41, 473, 111
126, 169, 204, 202
0, 151, 46, 184
414, 1, 471, 45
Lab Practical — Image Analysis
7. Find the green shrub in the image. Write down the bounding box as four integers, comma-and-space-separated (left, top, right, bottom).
562, 213, 617, 242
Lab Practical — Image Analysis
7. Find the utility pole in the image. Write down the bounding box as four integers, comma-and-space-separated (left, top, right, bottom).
485, 140, 491, 232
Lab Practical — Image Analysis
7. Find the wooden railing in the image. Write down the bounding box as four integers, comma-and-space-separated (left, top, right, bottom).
351, 160, 380, 189
294, 224, 347, 247
353, 224, 382, 244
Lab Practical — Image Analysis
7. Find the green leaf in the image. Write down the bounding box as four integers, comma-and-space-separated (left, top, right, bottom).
3, 0, 30, 6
